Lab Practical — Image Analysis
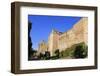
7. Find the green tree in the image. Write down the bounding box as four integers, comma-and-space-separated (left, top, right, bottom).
73, 43, 87, 58
44, 51, 50, 60
54, 49, 60, 58
39, 53, 44, 60
60, 51, 64, 57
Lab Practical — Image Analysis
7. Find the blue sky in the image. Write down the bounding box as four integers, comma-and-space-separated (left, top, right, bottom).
28, 15, 81, 50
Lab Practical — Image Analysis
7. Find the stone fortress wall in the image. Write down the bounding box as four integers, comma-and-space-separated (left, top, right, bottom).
38, 17, 88, 56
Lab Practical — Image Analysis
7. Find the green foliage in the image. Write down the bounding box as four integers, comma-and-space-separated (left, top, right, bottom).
54, 49, 60, 58
39, 53, 44, 60
50, 56, 59, 60
38, 51, 51, 60
60, 42, 88, 59
73, 42, 88, 58
44, 51, 51, 60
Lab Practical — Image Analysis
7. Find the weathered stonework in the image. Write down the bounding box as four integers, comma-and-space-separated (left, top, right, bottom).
38, 40, 48, 54
38, 18, 88, 56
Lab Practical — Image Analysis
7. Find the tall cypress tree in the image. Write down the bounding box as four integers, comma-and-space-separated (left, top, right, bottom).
28, 21, 33, 60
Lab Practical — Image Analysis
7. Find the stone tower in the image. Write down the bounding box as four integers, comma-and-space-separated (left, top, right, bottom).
38, 40, 48, 54
48, 29, 62, 56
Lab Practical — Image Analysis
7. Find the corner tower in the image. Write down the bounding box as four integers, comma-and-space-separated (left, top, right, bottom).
48, 29, 61, 56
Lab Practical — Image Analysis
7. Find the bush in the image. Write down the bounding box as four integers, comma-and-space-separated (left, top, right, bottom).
44, 51, 50, 60
59, 42, 88, 59
39, 53, 44, 60
50, 56, 58, 60
54, 49, 60, 58
73, 43, 88, 58
60, 51, 64, 57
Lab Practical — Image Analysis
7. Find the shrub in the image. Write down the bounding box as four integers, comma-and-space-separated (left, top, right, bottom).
44, 51, 51, 60
54, 49, 60, 58
59, 42, 88, 59
73, 42, 88, 58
